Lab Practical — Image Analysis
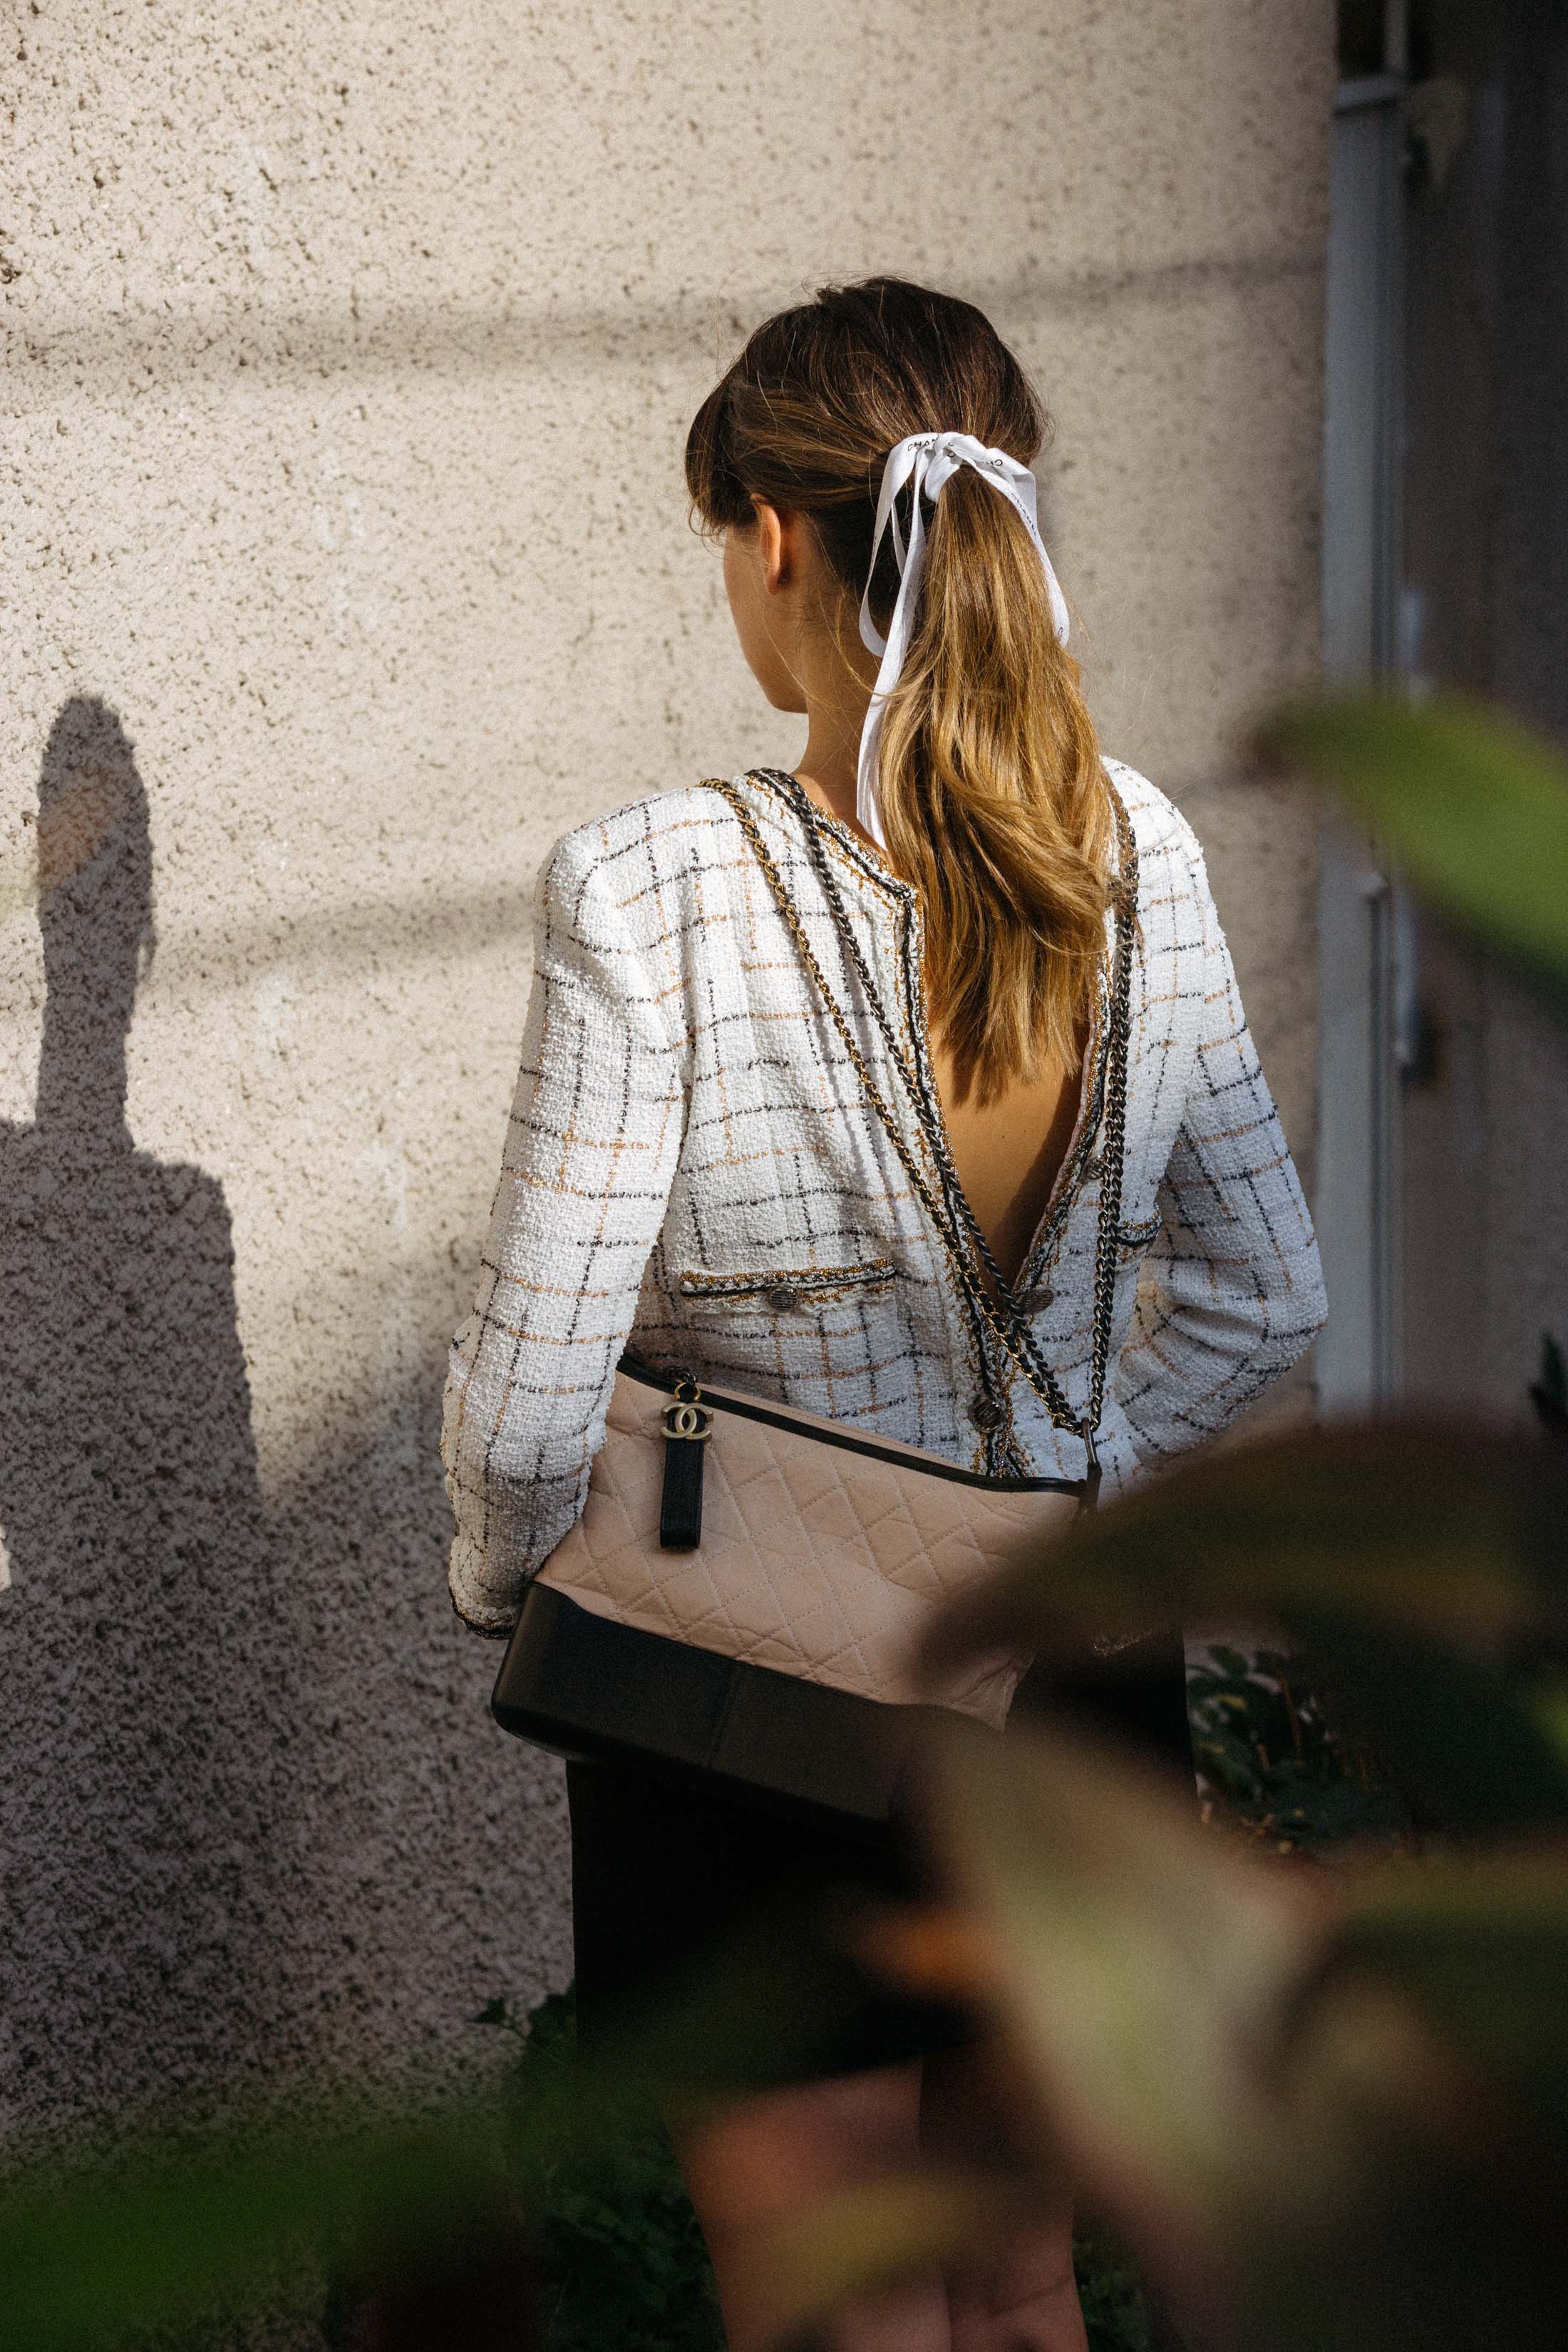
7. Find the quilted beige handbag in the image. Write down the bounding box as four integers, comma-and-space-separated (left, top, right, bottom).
536, 1358, 1082, 1728
491, 773, 1138, 1821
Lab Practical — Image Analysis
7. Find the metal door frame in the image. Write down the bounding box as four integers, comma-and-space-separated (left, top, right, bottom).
1315, 23, 1410, 1409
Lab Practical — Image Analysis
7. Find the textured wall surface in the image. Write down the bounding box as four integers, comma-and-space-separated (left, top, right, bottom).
1, 0, 1334, 2150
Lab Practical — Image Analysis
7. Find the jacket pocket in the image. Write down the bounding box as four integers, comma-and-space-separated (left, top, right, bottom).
678, 1259, 897, 1312
1114, 1211, 1163, 1264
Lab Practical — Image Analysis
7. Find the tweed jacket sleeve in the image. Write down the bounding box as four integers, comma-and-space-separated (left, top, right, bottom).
1113, 834, 1327, 1458
442, 833, 686, 1635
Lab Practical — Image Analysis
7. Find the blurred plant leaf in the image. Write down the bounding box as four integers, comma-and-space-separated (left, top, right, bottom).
1324, 1851, 1568, 2147
1254, 693, 1568, 1010
1525, 1670, 1568, 1766
1286, 1610, 1568, 1833
921, 1716, 1568, 2352
925, 1421, 1568, 1833
1, 2099, 527, 2352
1, 1897, 935, 2352
922, 1719, 1329, 2274
924, 1421, 1567, 1674
752, 2167, 1036, 2351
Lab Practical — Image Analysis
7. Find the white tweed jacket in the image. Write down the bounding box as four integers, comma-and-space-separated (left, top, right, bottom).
443, 763, 1326, 1636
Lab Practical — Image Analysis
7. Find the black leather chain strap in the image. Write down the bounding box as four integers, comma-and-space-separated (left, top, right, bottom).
703, 770, 1138, 1485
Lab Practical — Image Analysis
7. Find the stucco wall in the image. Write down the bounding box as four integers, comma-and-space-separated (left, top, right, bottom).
0, 0, 1334, 2147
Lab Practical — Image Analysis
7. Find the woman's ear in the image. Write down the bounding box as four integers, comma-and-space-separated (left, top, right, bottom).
753, 500, 789, 594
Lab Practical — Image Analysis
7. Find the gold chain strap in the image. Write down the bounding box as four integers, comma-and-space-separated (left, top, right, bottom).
750, 768, 1138, 1444
701, 773, 1138, 1481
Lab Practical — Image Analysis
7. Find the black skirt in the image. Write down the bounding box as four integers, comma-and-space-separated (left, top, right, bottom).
565, 1631, 1192, 2085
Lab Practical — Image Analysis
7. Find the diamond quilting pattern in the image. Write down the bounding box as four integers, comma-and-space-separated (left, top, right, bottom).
539, 1373, 1076, 1727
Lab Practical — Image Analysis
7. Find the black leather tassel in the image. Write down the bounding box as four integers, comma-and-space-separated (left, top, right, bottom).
659, 1436, 705, 1548
659, 1383, 711, 1549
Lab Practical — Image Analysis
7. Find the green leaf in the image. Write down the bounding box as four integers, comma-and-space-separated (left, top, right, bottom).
1327, 1852, 1568, 2147
924, 1420, 1568, 1675
924, 1718, 1326, 2246
928, 1418, 1568, 1836
1524, 1671, 1568, 1768
923, 1718, 1568, 2352
1191, 1724, 1268, 1798
1254, 693, 1568, 1006
2, 2100, 522, 2352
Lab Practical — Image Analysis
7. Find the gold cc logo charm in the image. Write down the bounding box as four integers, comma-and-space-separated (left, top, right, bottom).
662, 1398, 713, 1441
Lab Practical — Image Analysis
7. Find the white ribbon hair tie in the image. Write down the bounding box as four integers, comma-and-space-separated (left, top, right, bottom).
855, 430, 1071, 848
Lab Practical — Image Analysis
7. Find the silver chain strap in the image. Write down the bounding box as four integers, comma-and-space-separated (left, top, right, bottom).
701, 772, 1138, 1489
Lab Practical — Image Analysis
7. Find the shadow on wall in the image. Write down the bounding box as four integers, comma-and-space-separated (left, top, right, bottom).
0, 699, 309, 2131
0, 698, 570, 2152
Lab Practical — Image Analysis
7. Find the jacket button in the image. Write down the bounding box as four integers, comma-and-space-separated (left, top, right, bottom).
766, 1284, 800, 1311
1028, 1285, 1056, 1312
971, 1395, 1006, 1433
1082, 1152, 1103, 1180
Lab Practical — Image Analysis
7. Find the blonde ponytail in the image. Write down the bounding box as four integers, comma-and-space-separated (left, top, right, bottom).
875, 465, 1110, 1100
686, 277, 1113, 1105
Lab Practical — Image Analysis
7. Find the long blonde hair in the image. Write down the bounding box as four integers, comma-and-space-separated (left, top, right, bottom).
685, 277, 1111, 1105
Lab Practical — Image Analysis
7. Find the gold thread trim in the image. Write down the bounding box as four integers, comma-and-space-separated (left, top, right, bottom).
678, 1259, 896, 1300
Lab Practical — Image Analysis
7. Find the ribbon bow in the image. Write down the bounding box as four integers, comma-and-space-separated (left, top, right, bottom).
855, 430, 1071, 847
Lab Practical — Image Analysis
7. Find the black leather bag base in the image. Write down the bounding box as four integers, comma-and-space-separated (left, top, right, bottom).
491, 1583, 975, 1836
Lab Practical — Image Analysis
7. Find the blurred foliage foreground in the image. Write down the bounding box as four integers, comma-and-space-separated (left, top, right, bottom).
483, 1981, 1158, 2352
6, 693, 1568, 2352
485, 1619, 1409, 2352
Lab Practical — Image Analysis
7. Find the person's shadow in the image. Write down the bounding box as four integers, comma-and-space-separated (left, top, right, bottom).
0, 698, 302, 2135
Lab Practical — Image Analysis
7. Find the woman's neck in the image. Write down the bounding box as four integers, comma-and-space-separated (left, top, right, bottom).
793, 691, 875, 846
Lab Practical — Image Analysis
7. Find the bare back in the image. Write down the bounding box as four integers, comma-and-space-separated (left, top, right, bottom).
795, 775, 1089, 1289
930, 1039, 1084, 1289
